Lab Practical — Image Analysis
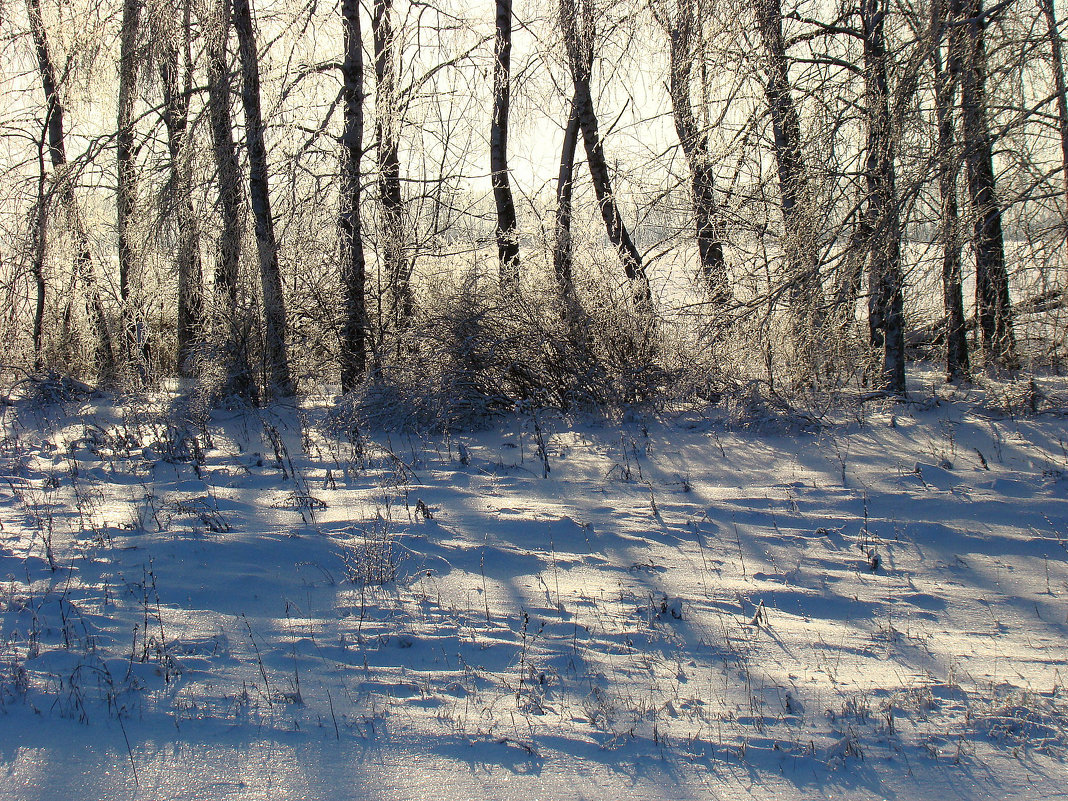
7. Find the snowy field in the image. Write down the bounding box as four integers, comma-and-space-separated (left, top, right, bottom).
1, 372, 1067, 800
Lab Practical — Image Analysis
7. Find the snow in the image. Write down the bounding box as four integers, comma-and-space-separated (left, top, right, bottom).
1, 375, 1067, 799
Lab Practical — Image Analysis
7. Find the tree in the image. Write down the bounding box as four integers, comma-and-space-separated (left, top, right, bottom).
203, 0, 255, 396
933, 0, 970, 381
340, 0, 368, 390
232, 0, 293, 394
752, 0, 823, 331
860, 0, 906, 394
159, 0, 203, 375
657, 0, 729, 305
559, 0, 653, 322
25, 0, 115, 376
372, 0, 411, 327
553, 99, 581, 302
491, 0, 520, 292
959, 0, 1015, 363
1039, 0, 1068, 217
117, 0, 144, 363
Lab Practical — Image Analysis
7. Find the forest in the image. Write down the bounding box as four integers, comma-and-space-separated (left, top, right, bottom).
1, 0, 1068, 798
0, 0, 1065, 410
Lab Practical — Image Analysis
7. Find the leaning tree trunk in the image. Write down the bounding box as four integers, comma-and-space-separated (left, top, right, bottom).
372, 0, 411, 327
26, 0, 115, 377
934, 0, 970, 381
203, 0, 254, 397
554, 98, 581, 296
560, 0, 653, 323
491, 0, 520, 292
340, 0, 368, 390
232, 0, 293, 395
160, 0, 203, 376
861, 0, 906, 395
959, 0, 1015, 363
753, 0, 822, 322
664, 0, 729, 305
552, 95, 588, 349
117, 0, 143, 364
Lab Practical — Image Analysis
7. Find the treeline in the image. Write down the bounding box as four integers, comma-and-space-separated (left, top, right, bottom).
0, 0, 1065, 410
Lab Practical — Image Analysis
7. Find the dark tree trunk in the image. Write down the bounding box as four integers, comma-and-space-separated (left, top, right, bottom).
753, 0, 822, 318
32, 123, 47, 370
491, 0, 520, 292
205, 0, 243, 309
959, 0, 1015, 363
372, 0, 411, 325
340, 0, 368, 391
553, 98, 581, 295
560, 0, 652, 320
1040, 0, 1068, 223
232, 0, 293, 395
664, 0, 729, 305
553, 95, 587, 346
861, 0, 906, 395
160, 0, 203, 376
203, 0, 255, 397
26, 0, 115, 376
117, 0, 143, 362
934, 0, 970, 381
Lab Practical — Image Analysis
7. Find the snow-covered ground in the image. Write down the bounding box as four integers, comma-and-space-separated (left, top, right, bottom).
1, 374, 1066, 800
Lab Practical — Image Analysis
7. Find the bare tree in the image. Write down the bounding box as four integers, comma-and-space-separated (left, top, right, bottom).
1040, 0, 1068, 220
491, 0, 520, 292
159, 0, 202, 375
559, 0, 653, 321
752, 0, 823, 329
372, 0, 411, 326
203, 0, 254, 395
232, 0, 293, 394
959, 0, 1015, 363
340, 0, 368, 390
30, 120, 47, 369
933, 0, 970, 380
25, 0, 115, 376
657, 0, 729, 305
861, 0, 906, 394
553, 99, 581, 300
117, 0, 144, 363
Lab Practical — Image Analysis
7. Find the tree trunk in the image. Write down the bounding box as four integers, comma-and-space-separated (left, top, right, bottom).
1040, 0, 1068, 220
959, 0, 1015, 363
32, 122, 47, 370
26, 0, 115, 377
340, 0, 368, 391
372, 0, 411, 326
491, 0, 520, 292
117, 0, 143, 363
753, 0, 822, 319
205, 0, 243, 309
664, 0, 729, 305
554, 97, 581, 295
203, 0, 255, 398
934, 0, 970, 381
160, 0, 203, 376
861, 0, 906, 395
560, 0, 652, 320
232, 0, 293, 395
